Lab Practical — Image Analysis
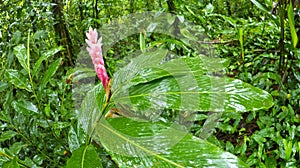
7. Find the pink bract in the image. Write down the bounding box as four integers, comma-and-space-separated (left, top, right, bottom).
86, 27, 109, 90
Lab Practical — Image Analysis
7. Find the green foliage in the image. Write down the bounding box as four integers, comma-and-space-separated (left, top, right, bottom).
66, 145, 103, 168
75, 42, 273, 167
1, 0, 299, 167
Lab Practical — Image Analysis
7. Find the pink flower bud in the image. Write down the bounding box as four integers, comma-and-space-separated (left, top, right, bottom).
86, 27, 109, 90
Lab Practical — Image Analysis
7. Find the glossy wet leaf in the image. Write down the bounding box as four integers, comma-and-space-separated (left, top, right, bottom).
5, 69, 31, 92
78, 84, 107, 134
0, 81, 9, 92
12, 100, 38, 115
95, 117, 249, 168
112, 49, 168, 92
250, 0, 269, 13
40, 58, 62, 89
33, 46, 63, 77
13, 44, 29, 71
0, 130, 17, 142
113, 61, 273, 114
68, 126, 80, 152
66, 145, 103, 168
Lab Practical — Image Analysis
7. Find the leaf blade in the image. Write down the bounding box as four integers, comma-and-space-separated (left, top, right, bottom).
13, 44, 29, 71
40, 58, 62, 89
96, 117, 249, 168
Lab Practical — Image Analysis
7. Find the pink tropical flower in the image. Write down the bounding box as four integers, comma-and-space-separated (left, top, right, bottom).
86, 27, 109, 90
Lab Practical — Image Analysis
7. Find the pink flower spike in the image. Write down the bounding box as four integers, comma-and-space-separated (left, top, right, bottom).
86, 27, 110, 90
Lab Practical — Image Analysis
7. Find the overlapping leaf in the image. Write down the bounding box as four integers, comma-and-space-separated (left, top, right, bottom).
95, 117, 249, 168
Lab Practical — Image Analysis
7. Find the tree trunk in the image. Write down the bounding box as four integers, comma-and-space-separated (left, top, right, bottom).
52, 0, 74, 66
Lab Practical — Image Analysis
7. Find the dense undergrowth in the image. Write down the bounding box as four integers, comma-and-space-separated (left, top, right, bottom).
0, 0, 299, 167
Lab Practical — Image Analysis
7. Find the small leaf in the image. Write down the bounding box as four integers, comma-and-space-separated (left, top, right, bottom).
9, 142, 27, 154
12, 100, 38, 115
14, 44, 29, 71
250, 0, 269, 13
287, 2, 298, 48
0, 81, 9, 92
33, 46, 63, 77
0, 130, 17, 142
66, 145, 103, 168
5, 69, 31, 92
2, 157, 20, 168
140, 31, 146, 53
40, 58, 62, 89
238, 28, 244, 60
68, 126, 80, 152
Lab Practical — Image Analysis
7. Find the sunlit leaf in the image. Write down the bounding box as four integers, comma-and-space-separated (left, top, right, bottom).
250, 0, 269, 13
287, 2, 298, 48
2, 157, 20, 168
140, 32, 146, 53
66, 145, 103, 168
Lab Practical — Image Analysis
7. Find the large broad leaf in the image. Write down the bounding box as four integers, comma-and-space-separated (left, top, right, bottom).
78, 88, 249, 167
94, 117, 249, 168
111, 53, 273, 115
78, 84, 107, 134
111, 49, 168, 92
66, 145, 103, 168
114, 74, 273, 114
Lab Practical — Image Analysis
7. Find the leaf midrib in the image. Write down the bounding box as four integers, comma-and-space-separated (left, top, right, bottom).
99, 121, 185, 168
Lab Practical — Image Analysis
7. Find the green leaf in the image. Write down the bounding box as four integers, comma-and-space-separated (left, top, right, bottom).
40, 58, 62, 89
238, 28, 244, 60
12, 100, 38, 115
287, 2, 298, 48
95, 117, 249, 168
72, 67, 96, 82
66, 145, 103, 168
0, 81, 9, 92
5, 69, 31, 92
0, 130, 17, 142
283, 139, 293, 160
13, 44, 29, 72
113, 64, 273, 114
250, 0, 269, 13
140, 32, 146, 53
32, 46, 63, 77
8, 142, 27, 154
2, 157, 20, 168
68, 126, 80, 152
78, 84, 106, 134
112, 49, 168, 92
